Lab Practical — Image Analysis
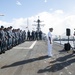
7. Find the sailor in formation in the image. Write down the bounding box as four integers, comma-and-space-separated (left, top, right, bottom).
0, 25, 43, 54
0, 26, 26, 54
27, 30, 42, 41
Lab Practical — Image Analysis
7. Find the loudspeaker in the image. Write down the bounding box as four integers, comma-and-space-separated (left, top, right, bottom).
64, 43, 71, 51
66, 28, 70, 36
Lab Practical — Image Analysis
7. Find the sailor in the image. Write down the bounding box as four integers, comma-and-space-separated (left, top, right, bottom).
15, 29, 19, 45
9, 26, 13, 48
7, 26, 12, 49
12, 29, 16, 46
39, 30, 42, 40
48, 28, 53, 57
31, 30, 35, 40
0, 26, 5, 53
7, 27, 10, 49
22, 30, 26, 42
27, 30, 30, 40
35, 31, 38, 40
0, 27, 3, 54
4, 28, 8, 50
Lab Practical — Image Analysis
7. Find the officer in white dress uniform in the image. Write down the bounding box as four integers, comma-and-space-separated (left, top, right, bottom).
48, 28, 53, 57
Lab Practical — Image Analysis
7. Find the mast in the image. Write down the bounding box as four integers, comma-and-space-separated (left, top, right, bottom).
33, 16, 44, 32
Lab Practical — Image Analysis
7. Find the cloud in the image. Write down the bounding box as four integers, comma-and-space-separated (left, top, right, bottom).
54, 10, 64, 14
49, 8, 53, 11
44, 0, 47, 3
16, 1, 22, 5
0, 10, 75, 37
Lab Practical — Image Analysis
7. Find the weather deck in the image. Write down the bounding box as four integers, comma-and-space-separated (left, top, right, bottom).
0, 40, 75, 75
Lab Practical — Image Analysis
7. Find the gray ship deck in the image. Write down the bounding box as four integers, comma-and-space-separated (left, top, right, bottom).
0, 40, 75, 75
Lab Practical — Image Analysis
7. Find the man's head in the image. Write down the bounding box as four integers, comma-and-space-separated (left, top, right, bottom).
1, 26, 4, 29
49, 28, 53, 32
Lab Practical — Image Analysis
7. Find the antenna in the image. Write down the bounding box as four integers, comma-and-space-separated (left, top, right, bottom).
33, 16, 45, 32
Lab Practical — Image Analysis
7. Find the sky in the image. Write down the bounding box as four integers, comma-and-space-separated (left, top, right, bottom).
0, 0, 75, 37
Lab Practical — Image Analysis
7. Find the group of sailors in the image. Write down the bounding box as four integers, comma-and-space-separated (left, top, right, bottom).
0, 25, 43, 54
0, 26, 26, 54
27, 30, 42, 41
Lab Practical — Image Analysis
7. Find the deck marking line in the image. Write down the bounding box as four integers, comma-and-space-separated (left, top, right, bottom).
13, 41, 37, 49
29, 40, 37, 49
69, 72, 72, 74
59, 72, 63, 75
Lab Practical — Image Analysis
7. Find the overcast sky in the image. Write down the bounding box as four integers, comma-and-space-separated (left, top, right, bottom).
0, 0, 75, 36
